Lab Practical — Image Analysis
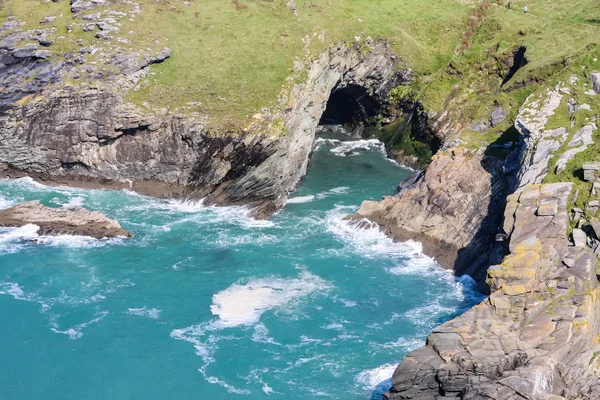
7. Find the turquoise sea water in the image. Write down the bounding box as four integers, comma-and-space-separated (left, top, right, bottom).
0, 131, 483, 400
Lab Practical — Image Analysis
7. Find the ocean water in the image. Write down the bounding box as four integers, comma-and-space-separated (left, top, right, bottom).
0, 130, 483, 399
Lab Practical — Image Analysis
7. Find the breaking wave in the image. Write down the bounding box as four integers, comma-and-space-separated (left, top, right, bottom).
210, 270, 331, 327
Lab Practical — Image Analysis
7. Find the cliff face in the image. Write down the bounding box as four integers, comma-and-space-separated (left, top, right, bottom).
386, 182, 600, 399
0, 5, 403, 217
0, 84, 279, 199
376, 78, 600, 398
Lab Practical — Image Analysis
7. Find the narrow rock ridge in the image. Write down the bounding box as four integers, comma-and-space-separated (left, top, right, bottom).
350, 147, 508, 284
385, 182, 600, 399
0, 200, 131, 238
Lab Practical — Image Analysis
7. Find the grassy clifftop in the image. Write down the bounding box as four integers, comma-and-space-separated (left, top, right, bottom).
1, 0, 599, 133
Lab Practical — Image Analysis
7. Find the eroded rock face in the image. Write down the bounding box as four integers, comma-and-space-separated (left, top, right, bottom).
204, 41, 405, 217
350, 147, 508, 283
0, 201, 131, 238
0, 24, 402, 218
385, 183, 600, 399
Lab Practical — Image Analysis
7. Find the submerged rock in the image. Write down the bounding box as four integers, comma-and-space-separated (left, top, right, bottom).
0, 201, 131, 239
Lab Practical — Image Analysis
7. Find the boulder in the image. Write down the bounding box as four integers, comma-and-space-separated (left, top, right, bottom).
583, 162, 600, 182
592, 72, 600, 94
572, 228, 587, 247
490, 106, 507, 127
0, 201, 131, 239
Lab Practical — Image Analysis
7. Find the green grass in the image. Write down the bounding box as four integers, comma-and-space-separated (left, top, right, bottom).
1, 0, 477, 129
415, 1, 600, 150
1, 0, 599, 135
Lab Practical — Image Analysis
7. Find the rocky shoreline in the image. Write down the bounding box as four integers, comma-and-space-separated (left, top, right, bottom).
2, 2, 600, 398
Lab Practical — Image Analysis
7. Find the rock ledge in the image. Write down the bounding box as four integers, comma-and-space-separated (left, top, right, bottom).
0, 201, 131, 239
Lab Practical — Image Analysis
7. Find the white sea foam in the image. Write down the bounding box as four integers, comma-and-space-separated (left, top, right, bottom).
330, 139, 386, 157
377, 336, 425, 351
354, 363, 397, 389
0, 224, 40, 242
214, 231, 279, 248
62, 196, 85, 209
49, 310, 108, 340
210, 270, 331, 327
243, 368, 275, 395
36, 234, 123, 249
323, 322, 344, 331
262, 384, 274, 395
287, 187, 350, 205
0, 223, 124, 252
163, 199, 207, 213
286, 195, 315, 204
3, 177, 84, 195
325, 186, 350, 195
0, 282, 27, 299
203, 371, 251, 395
127, 306, 161, 319
403, 301, 459, 327
134, 198, 276, 229
325, 206, 431, 262
171, 323, 252, 394
313, 137, 342, 151
251, 323, 281, 346
314, 137, 387, 157
0, 195, 15, 210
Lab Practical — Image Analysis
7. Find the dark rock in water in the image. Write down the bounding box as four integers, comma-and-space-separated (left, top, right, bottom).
0, 201, 132, 239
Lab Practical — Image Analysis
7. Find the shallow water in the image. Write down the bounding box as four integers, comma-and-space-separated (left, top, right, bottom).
0, 129, 483, 399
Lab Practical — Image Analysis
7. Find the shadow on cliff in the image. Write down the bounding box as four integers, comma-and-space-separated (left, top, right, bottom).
452, 126, 521, 295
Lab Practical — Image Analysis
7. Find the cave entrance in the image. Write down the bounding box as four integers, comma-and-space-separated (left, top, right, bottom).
319, 83, 381, 134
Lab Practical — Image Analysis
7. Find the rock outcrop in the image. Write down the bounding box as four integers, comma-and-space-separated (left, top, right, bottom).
0, 201, 131, 238
350, 147, 508, 283
204, 40, 405, 216
385, 182, 600, 399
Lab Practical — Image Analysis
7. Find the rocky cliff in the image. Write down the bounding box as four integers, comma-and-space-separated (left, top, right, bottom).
0, 5, 404, 217
373, 75, 600, 398
385, 182, 600, 399
350, 147, 508, 284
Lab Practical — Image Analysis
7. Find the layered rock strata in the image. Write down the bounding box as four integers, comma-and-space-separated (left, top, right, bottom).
0, 200, 131, 238
1, 11, 403, 217
384, 182, 600, 399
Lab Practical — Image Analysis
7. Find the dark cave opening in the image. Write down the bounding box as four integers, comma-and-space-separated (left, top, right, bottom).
501, 46, 528, 87
319, 83, 381, 130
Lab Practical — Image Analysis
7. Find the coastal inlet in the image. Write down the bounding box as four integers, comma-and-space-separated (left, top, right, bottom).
0, 129, 483, 399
